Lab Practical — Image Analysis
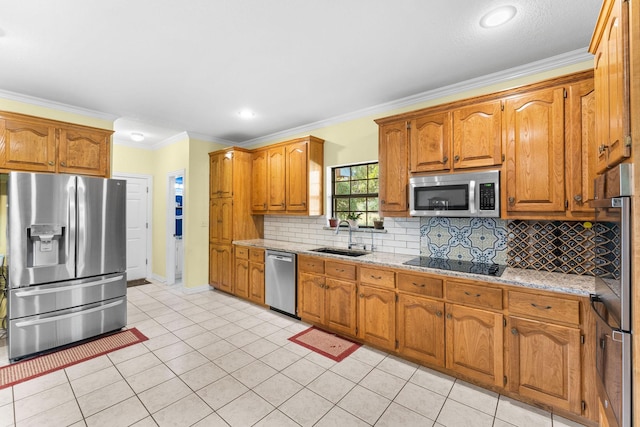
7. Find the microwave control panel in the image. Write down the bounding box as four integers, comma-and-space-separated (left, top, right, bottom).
479, 183, 496, 210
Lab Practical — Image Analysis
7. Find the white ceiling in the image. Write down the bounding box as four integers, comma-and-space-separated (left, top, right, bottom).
0, 0, 602, 147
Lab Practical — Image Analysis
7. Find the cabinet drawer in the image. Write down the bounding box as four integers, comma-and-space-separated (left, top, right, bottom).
509, 291, 580, 325
397, 273, 443, 298
326, 261, 356, 280
298, 256, 325, 274
446, 280, 502, 310
359, 267, 395, 289
249, 249, 264, 263
235, 246, 249, 260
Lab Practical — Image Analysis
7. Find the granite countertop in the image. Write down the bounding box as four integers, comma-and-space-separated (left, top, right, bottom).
234, 238, 596, 297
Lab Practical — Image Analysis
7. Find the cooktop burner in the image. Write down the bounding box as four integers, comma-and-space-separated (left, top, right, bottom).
403, 257, 506, 277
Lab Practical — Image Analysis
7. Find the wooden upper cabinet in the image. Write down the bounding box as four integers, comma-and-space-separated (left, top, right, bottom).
251, 150, 268, 212
210, 151, 233, 198
267, 146, 286, 211
566, 79, 596, 214
209, 198, 233, 244
251, 136, 324, 215
378, 121, 408, 215
452, 100, 502, 169
285, 141, 308, 212
409, 112, 451, 172
590, 0, 631, 172
0, 112, 112, 177
58, 127, 110, 177
0, 117, 56, 172
504, 86, 566, 213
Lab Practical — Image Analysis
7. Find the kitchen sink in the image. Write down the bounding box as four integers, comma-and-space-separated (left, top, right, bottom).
310, 247, 369, 257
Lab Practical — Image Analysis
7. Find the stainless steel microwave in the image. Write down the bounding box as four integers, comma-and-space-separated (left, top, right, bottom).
409, 170, 500, 217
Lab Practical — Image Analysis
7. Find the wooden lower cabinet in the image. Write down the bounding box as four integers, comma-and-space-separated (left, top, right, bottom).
234, 258, 249, 299
298, 272, 325, 323
210, 244, 232, 293
357, 285, 396, 351
248, 252, 265, 305
396, 293, 445, 367
445, 303, 504, 387
325, 278, 357, 337
508, 316, 582, 413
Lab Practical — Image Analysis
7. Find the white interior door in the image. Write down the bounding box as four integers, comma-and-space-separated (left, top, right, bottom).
115, 173, 151, 281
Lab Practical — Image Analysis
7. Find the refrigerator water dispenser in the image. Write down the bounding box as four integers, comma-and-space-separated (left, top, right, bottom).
28, 224, 64, 267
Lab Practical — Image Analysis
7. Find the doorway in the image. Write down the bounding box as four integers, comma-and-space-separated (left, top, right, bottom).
166, 170, 184, 285
113, 173, 152, 282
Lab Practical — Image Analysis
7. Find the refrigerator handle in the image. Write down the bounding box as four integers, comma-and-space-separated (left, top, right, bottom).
14, 299, 124, 328
68, 176, 78, 276
14, 274, 125, 297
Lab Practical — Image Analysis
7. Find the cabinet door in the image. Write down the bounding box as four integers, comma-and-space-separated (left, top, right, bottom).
409, 112, 451, 172
234, 258, 249, 299
452, 100, 502, 169
593, 47, 610, 173
210, 153, 221, 197
397, 293, 445, 367
209, 246, 218, 286
267, 146, 286, 211
58, 127, 110, 177
217, 245, 233, 293
445, 303, 503, 387
358, 285, 396, 351
219, 152, 234, 198
378, 121, 408, 215
298, 273, 325, 323
285, 141, 308, 212
508, 316, 581, 413
210, 198, 233, 244
566, 79, 596, 214
325, 278, 357, 337
0, 117, 56, 172
251, 150, 268, 212
504, 87, 565, 213
248, 262, 265, 305
601, 0, 630, 169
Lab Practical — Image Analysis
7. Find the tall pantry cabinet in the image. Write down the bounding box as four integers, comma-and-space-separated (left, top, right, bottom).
209, 147, 263, 292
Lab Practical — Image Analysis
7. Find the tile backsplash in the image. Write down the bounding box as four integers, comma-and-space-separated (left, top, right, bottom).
263, 215, 597, 276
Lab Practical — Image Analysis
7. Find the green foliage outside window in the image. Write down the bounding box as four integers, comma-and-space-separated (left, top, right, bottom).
332, 162, 379, 227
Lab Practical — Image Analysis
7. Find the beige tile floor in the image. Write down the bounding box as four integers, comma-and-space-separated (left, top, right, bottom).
0, 281, 588, 427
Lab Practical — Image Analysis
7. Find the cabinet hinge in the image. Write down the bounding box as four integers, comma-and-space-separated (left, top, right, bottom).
503, 375, 507, 386
580, 335, 585, 344
406, 122, 411, 129
355, 327, 358, 335
625, 134, 632, 148
563, 88, 568, 98
503, 318, 507, 327
146, 186, 149, 193
581, 400, 586, 413
501, 154, 505, 162
395, 340, 399, 349
565, 200, 569, 209
145, 259, 148, 265
395, 294, 399, 302
500, 102, 504, 111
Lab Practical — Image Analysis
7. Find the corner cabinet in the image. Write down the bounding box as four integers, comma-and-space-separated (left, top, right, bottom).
589, 0, 631, 172
251, 136, 324, 216
209, 148, 263, 292
0, 111, 112, 177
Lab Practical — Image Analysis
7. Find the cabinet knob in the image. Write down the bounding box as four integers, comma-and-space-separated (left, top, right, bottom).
359, 293, 364, 298
263, 204, 267, 209
60, 161, 67, 167
508, 197, 515, 205
511, 328, 518, 335
442, 156, 448, 164
454, 155, 460, 162
436, 311, 442, 318
446, 313, 452, 320
598, 144, 609, 154
574, 194, 582, 202
381, 200, 386, 204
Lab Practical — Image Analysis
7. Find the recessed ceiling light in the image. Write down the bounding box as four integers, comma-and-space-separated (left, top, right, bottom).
130, 132, 145, 142
238, 109, 256, 119
480, 5, 517, 28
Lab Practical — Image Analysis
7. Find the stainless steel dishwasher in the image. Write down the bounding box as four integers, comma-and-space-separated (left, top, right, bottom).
265, 250, 297, 317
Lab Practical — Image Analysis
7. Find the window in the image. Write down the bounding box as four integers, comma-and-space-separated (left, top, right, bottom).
332, 162, 379, 227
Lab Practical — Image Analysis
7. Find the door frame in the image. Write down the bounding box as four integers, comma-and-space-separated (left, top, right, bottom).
166, 169, 185, 285
113, 172, 153, 281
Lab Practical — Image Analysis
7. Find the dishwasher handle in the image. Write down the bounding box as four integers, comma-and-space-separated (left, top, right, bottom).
268, 254, 293, 262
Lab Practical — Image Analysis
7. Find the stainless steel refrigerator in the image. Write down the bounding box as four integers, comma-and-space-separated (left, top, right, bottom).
6, 172, 127, 361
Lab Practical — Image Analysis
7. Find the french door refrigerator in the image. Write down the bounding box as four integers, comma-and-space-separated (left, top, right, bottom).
7, 172, 127, 361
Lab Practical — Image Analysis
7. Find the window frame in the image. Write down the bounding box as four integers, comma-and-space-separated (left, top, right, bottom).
330, 161, 379, 227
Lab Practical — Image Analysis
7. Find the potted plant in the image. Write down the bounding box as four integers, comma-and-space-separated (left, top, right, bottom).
346, 212, 362, 228
328, 217, 338, 228
373, 217, 384, 229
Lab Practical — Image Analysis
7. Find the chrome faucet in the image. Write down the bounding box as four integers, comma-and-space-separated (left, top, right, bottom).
335, 220, 355, 249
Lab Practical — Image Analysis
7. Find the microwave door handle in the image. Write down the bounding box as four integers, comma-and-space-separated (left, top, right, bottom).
469, 181, 476, 214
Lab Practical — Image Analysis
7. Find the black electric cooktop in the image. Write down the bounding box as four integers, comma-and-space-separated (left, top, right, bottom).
403, 257, 507, 277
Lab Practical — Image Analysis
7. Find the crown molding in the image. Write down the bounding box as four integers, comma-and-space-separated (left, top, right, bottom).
152, 131, 190, 150
0, 88, 118, 122
187, 131, 236, 146
238, 48, 593, 147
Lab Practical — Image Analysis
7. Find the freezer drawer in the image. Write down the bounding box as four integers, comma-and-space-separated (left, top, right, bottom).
8, 273, 126, 319
8, 296, 127, 361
